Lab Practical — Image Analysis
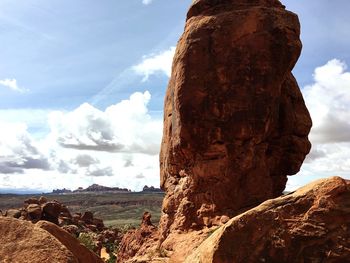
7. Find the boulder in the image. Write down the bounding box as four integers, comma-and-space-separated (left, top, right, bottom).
81, 211, 94, 224
60, 205, 73, 218
186, 177, 350, 263
37, 220, 104, 263
38, 196, 48, 204
0, 217, 77, 263
24, 197, 39, 205
4, 209, 21, 219
159, 0, 311, 240
92, 218, 105, 231
42, 201, 62, 224
27, 204, 42, 222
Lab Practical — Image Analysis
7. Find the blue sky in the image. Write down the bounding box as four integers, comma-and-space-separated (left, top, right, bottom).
0, 0, 349, 193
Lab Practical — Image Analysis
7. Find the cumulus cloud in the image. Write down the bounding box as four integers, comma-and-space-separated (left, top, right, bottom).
48, 91, 162, 155
86, 166, 113, 177
303, 59, 350, 144
0, 122, 50, 174
0, 78, 27, 93
142, 0, 153, 5
0, 91, 162, 191
74, 154, 99, 167
288, 59, 350, 190
132, 46, 176, 81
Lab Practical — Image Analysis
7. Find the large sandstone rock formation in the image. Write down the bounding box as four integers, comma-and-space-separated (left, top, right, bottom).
0, 217, 103, 263
186, 176, 350, 263
159, 0, 312, 240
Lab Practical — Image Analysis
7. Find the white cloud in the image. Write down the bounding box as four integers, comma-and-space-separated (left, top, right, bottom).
48, 91, 162, 155
132, 46, 176, 81
0, 91, 162, 192
0, 78, 27, 93
303, 59, 350, 143
288, 59, 350, 190
142, 0, 153, 5
0, 121, 50, 174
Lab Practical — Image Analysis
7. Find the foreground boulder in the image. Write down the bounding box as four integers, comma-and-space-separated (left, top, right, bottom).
185, 177, 350, 263
37, 220, 103, 263
0, 217, 102, 263
159, 0, 312, 240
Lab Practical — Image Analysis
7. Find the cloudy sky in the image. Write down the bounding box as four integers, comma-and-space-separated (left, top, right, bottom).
0, 0, 349, 193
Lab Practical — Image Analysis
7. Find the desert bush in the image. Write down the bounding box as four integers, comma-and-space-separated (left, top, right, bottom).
78, 232, 97, 251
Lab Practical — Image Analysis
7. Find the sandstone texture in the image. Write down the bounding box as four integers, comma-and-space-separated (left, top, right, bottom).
159, 0, 312, 240
37, 220, 103, 263
117, 212, 160, 263
0, 217, 101, 263
185, 177, 350, 263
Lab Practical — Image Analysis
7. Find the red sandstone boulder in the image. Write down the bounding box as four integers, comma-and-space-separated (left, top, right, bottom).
24, 197, 40, 205
81, 211, 94, 224
60, 205, 72, 218
38, 196, 48, 204
42, 201, 62, 224
27, 204, 42, 222
159, 0, 311, 241
4, 209, 21, 218
93, 218, 105, 231
37, 220, 104, 263
185, 177, 350, 263
0, 217, 77, 263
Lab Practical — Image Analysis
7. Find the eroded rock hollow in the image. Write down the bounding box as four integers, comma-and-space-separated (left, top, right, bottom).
159, 0, 312, 240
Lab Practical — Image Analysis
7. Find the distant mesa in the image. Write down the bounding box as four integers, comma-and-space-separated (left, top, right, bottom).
52, 184, 163, 194
78, 184, 130, 193
142, 185, 163, 193
52, 184, 131, 194
52, 188, 72, 194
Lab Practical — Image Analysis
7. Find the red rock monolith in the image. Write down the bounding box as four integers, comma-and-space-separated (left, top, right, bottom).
159, 0, 312, 242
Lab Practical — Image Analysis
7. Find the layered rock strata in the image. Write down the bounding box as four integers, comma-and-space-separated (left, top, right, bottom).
159, 0, 312, 240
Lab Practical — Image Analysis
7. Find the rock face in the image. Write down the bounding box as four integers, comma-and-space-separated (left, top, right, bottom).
186, 177, 350, 263
0, 217, 103, 263
159, 0, 312, 239
117, 212, 159, 262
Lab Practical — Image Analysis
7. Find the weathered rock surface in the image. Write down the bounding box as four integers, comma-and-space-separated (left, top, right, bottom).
0, 217, 104, 263
159, 0, 312, 240
37, 220, 103, 263
0, 217, 77, 263
117, 212, 160, 262
3, 209, 21, 218
27, 204, 42, 222
185, 177, 350, 263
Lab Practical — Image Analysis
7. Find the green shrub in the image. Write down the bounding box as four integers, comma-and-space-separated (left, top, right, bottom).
78, 232, 96, 252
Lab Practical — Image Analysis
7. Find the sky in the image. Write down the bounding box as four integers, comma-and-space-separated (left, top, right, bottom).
0, 0, 349, 193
